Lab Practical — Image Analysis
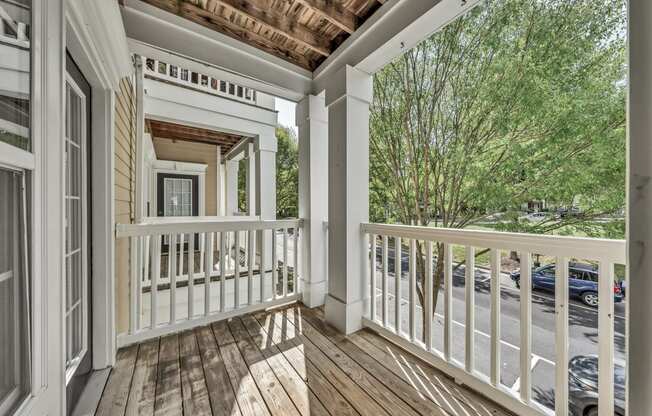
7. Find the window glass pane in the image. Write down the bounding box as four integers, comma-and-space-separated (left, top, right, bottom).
0, 0, 31, 151
0, 167, 30, 413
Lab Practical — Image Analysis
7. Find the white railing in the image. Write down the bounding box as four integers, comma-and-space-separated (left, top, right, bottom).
142, 56, 257, 105
116, 218, 302, 346
361, 223, 625, 416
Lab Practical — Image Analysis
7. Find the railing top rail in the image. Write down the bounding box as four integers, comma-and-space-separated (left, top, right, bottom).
362, 222, 626, 264
116, 218, 302, 238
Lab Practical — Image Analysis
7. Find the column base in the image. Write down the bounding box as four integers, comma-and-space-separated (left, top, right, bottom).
324, 294, 363, 334
301, 280, 327, 308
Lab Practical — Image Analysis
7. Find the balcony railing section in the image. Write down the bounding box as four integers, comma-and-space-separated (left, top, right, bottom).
361, 223, 625, 416
0, 4, 29, 48
116, 218, 302, 346
143, 56, 257, 104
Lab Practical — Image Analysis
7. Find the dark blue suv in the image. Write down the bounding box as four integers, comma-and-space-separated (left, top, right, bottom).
510, 262, 623, 307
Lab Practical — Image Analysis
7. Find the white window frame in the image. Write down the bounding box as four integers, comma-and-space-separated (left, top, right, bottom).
62, 73, 89, 385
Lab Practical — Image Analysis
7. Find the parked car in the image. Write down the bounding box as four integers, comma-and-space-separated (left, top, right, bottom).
568, 355, 626, 416
509, 262, 624, 307
523, 212, 547, 222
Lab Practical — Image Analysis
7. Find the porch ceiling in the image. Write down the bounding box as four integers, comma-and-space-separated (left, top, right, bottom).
130, 0, 384, 70
146, 118, 247, 153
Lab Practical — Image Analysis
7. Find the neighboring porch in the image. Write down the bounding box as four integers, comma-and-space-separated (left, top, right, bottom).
96, 304, 511, 416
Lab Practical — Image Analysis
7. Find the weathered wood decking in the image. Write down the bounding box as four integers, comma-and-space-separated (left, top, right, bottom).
96, 304, 512, 416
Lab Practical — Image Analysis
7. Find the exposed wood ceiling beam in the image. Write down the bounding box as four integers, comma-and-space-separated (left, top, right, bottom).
207, 0, 331, 57
148, 119, 245, 151
139, 0, 315, 69
292, 0, 357, 34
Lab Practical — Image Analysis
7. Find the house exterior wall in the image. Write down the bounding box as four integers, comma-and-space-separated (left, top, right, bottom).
152, 137, 219, 216
114, 77, 136, 334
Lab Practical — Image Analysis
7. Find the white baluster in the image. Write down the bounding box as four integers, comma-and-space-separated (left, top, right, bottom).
272, 229, 278, 299
520, 252, 532, 401
234, 231, 240, 310
294, 227, 299, 295
248, 229, 254, 304
425, 241, 433, 351
151, 235, 161, 329
555, 256, 569, 416
188, 233, 195, 319
443, 243, 453, 361
409, 239, 416, 342
382, 235, 389, 328
129, 236, 138, 334
465, 246, 475, 372
490, 249, 501, 387
204, 232, 213, 315
260, 229, 266, 302
370, 234, 377, 322
178, 234, 185, 279
598, 260, 615, 416
169, 234, 177, 324
283, 228, 289, 297
395, 237, 402, 335
220, 232, 226, 312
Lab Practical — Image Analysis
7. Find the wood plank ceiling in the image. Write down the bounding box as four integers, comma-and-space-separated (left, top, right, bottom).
136, 0, 385, 70
147, 119, 247, 154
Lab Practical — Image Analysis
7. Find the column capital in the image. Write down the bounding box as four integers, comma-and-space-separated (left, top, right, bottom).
296, 94, 328, 126
324, 65, 373, 108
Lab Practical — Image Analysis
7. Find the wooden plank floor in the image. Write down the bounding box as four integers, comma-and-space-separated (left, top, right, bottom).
96, 304, 513, 416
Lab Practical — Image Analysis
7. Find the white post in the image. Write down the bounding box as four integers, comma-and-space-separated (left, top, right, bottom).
134, 55, 145, 222
255, 131, 277, 271
628, 1, 652, 413
246, 142, 256, 216
224, 158, 239, 216
297, 94, 328, 307
323, 65, 373, 334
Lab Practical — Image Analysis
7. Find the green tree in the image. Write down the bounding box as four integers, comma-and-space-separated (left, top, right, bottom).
276, 126, 299, 218
369, 0, 626, 318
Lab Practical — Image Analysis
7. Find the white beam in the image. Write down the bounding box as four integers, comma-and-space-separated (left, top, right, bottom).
628, 0, 652, 414
121, 0, 311, 101
324, 65, 373, 334
297, 94, 329, 307
313, 0, 482, 92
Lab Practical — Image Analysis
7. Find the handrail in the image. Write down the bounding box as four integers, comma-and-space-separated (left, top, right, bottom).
117, 218, 302, 238
361, 222, 626, 264
116, 217, 303, 347
362, 221, 623, 416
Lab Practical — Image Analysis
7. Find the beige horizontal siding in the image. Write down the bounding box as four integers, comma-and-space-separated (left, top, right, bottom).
114, 76, 136, 335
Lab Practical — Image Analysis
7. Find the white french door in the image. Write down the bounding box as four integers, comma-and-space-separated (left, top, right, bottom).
64, 75, 89, 381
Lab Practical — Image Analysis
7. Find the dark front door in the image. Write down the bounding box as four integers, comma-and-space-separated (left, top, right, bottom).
65, 52, 93, 415
157, 172, 200, 251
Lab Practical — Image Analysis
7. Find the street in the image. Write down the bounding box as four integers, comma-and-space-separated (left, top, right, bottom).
373, 258, 626, 412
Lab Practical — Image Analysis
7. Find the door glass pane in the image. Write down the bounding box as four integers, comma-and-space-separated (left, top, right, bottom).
0, 0, 31, 151
64, 82, 86, 370
164, 178, 193, 217
0, 168, 30, 414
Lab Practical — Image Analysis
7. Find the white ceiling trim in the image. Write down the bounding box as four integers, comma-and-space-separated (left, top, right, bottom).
120, 0, 312, 101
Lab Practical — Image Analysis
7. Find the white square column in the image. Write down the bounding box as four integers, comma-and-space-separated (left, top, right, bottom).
324, 65, 373, 334
246, 143, 257, 216
256, 133, 277, 269
628, 1, 652, 413
297, 95, 328, 307
225, 159, 239, 216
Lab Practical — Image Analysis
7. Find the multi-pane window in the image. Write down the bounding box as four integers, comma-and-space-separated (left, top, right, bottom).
64, 79, 87, 373
164, 178, 193, 217
0, 1, 32, 413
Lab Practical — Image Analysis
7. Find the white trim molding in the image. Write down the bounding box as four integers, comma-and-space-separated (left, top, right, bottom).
66, 0, 132, 90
